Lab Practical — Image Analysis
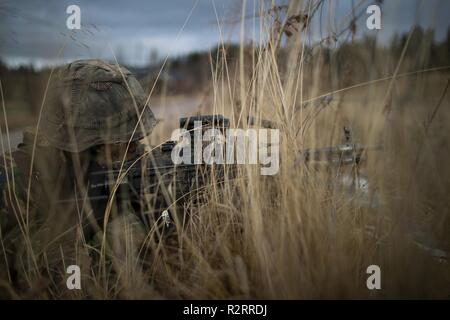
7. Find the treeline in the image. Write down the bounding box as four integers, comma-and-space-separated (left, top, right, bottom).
0, 26, 449, 120
141, 25, 450, 95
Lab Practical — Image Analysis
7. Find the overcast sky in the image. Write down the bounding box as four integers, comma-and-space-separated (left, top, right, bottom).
0, 0, 449, 68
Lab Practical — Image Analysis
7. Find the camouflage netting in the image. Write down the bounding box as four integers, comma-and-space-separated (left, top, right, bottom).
40, 59, 157, 152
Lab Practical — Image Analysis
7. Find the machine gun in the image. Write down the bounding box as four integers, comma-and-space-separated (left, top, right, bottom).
84, 115, 234, 228
74, 114, 379, 230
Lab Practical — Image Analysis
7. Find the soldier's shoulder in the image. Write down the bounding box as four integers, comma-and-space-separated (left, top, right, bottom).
0, 150, 26, 177
0, 153, 20, 179
0, 150, 28, 200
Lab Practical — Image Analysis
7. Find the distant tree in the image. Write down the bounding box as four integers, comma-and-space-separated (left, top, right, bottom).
446, 27, 450, 58
148, 48, 159, 66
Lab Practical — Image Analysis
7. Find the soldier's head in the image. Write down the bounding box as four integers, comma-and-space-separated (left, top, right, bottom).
38, 59, 156, 165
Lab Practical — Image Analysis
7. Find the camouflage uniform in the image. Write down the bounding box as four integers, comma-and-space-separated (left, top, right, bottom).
0, 59, 156, 292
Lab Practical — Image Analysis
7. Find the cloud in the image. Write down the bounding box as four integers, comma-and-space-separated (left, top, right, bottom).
1, 0, 449, 68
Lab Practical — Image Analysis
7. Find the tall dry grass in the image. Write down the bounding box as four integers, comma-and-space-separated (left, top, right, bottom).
0, 0, 449, 299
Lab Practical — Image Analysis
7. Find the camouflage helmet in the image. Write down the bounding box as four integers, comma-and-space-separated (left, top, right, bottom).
40, 59, 157, 152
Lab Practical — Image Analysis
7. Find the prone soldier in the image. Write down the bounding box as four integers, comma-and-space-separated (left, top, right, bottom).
0, 59, 157, 292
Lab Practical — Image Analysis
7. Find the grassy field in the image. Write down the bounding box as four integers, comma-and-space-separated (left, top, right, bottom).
0, 1, 449, 299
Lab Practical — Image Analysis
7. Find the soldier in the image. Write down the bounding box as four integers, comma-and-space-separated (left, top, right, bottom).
0, 59, 157, 293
